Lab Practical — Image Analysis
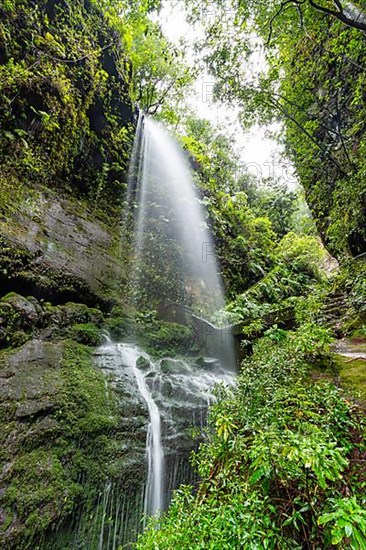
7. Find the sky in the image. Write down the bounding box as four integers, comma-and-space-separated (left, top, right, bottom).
155, 0, 298, 188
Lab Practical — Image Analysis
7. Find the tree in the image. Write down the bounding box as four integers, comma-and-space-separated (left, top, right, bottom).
263, 1, 366, 33
185, 0, 366, 257
98, 0, 194, 118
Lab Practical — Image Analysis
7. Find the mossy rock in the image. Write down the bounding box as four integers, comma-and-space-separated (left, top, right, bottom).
104, 314, 135, 341
0, 294, 107, 348
136, 320, 194, 357
0, 339, 144, 548
136, 355, 150, 371
68, 323, 103, 346
160, 358, 190, 374
331, 337, 366, 402
0, 293, 43, 348
47, 302, 104, 328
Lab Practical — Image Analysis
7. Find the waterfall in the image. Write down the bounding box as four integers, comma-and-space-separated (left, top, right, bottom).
125, 114, 226, 317
51, 116, 236, 549
117, 344, 164, 518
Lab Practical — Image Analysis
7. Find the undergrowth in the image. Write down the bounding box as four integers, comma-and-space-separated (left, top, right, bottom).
137, 325, 366, 549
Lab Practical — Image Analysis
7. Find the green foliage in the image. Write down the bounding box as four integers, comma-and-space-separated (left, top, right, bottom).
207, 191, 277, 296
0, 0, 135, 207
340, 261, 366, 323
137, 327, 366, 549
135, 313, 195, 357
247, 180, 307, 239
94, 0, 193, 120
227, 233, 327, 323
184, 0, 366, 258
319, 497, 366, 548
128, 20, 193, 117
68, 323, 104, 346
277, 232, 327, 278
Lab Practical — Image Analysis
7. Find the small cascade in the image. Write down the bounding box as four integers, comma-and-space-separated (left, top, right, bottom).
64, 341, 234, 549
117, 343, 164, 518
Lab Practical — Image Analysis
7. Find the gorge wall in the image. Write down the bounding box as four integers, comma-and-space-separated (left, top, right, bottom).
279, 15, 366, 259
0, 1, 144, 547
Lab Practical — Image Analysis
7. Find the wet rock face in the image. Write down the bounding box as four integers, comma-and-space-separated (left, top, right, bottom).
0, 340, 63, 404
0, 339, 149, 550
79, 343, 234, 549
0, 340, 65, 546
0, 190, 126, 307
0, 0, 134, 199
0, 293, 105, 349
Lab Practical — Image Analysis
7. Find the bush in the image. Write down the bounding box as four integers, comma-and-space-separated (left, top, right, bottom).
137, 328, 365, 549
69, 324, 103, 346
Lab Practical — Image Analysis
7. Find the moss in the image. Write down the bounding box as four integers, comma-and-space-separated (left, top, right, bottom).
0, 293, 107, 349
0, 340, 127, 548
136, 319, 195, 357
104, 313, 134, 340
333, 354, 366, 403
68, 323, 104, 346
46, 302, 104, 327
104, 309, 197, 356
0, 0, 134, 207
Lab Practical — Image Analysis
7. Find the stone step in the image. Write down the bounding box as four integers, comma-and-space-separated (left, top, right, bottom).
323, 302, 348, 310
322, 306, 348, 316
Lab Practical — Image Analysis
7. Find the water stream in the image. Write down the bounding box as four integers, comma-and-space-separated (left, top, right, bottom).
92, 341, 234, 548
116, 114, 236, 543
118, 344, 164, 519
125, 114, 226, 316
52, 115, 236, 548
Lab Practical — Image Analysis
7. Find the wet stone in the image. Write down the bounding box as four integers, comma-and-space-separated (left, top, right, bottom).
160, 358, 191, 374
15, 399, 56, 419
136, 356, 151, 371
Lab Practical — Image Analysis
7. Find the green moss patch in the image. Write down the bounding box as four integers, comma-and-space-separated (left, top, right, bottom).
0, 340, 126, 548
335, 355, 366, 403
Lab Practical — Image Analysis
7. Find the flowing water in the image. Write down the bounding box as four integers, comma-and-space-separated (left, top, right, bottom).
82, 342, 234, 548
123, 344, 164, 518
125, 114, 226, 316
51, 116, 236, 548
118, 115, 236, 543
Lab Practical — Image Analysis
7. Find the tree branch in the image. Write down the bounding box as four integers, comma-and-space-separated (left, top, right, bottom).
268, 95, 348, 176
265, 0, 305, 45
309, 0, 366, 31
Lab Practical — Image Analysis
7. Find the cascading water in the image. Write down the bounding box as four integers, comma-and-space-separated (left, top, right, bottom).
53, 115, 236, 549
120, 114, 236, 542
125, 114, 227, 316
119, 344, 164, 518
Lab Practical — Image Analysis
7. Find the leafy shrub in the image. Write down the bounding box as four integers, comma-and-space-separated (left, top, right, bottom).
69, 324, 103, 347
137, 328, 365, 549
318, 497, 366, 548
